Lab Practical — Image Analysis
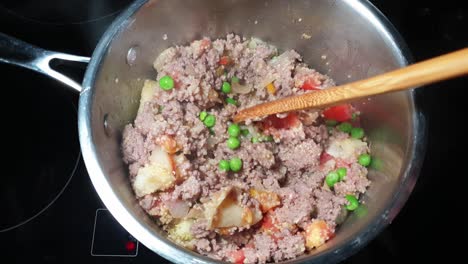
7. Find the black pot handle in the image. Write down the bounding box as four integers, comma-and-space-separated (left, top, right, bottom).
0, 32, 90, 93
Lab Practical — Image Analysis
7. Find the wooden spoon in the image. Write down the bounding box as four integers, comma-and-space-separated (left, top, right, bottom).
233, 48, 468, 123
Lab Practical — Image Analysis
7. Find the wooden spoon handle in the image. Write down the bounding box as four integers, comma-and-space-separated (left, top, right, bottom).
234, 48, 468, 123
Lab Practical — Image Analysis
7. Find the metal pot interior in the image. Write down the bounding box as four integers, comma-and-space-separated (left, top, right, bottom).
79, 0, 422, 263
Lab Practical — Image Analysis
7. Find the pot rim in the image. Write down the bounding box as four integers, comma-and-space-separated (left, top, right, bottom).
78, 0, 426, 263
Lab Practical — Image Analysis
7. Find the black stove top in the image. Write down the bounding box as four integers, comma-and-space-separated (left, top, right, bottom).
1, 0, 466, 263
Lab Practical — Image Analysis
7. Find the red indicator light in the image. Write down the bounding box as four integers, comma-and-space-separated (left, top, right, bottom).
125, 241, 136, 251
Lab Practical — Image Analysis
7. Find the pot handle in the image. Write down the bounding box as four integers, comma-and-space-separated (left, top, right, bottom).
0, 32, 90, 93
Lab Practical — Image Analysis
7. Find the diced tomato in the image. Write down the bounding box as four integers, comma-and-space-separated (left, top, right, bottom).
260, 214, 280, 233
227, 249, 245, 264
335, 159, 350, 169
260, 214, 293, 242
319, 152, 333, 165
249, 189, 281, 213
159, 135, 179, 154
320, 152, 351, 170
219, 56, 231, 66
301, 79, 320, 91
263, 112, 300, 130
260, 215, 274, 230
305, 220, 334, 250
322, 104, 353, 122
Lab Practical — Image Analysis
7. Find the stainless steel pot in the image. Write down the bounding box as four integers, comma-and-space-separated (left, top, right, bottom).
0, 0, 425, 263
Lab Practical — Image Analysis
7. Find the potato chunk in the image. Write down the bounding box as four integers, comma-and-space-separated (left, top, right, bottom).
133, 147, 175, 197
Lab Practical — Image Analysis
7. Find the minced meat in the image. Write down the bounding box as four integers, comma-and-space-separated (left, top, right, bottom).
121, 34, 371, 264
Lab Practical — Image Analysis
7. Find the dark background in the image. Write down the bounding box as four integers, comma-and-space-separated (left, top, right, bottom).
0, 0, 466, 263
369, 0, 467, 263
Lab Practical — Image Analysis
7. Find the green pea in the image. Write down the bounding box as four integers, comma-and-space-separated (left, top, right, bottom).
338, 122, 353, 133
351, 127, 364, 139
326, 171, 340, 187
241, 129, 250, 136
337, 167, 347, 181
345, 194, 359, 211
219, 160, 230, 171
251, 137, 259, 143
325, 119, 338, 126
358, 154, 372, 167
226, 97, 237, 105
199, 111, 208, 121
227, 137, 240, 149
228, 124, 241, 137
351, 113, 359, 121
231, 76, 240, 83
229, 157, 243, 172
203, 114, 216, 128
222, 81, 232, 93
159, 75, 174, 90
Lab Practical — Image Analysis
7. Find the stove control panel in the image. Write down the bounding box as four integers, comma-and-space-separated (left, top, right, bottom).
91, 209, 138, 257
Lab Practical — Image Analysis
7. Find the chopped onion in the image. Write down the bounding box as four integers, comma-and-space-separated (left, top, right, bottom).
208, 88, 221, 103
258, 74, 276, 90
186, 206, 204, 219
326, 138, 368, 161
232, 81, 252, 94
269, 51, 297, 69
166, 199, 190, 218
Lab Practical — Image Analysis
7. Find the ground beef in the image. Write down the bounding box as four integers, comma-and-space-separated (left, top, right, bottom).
333, 163, 370, 195
314, 189, 347, 226
121, 34, 372, 263
172, 175, 202, 201
139, 194, 156, 211
122, 124, 148, 177
278, 139, 321, 171
196, 238, 212, 253
273, 233, 306, 261
273, 182, 316, 226
191, 220, 212, 239
247, 234, 277, 263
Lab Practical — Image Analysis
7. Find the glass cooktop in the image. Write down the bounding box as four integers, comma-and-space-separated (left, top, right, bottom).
0, 0, 466, 263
